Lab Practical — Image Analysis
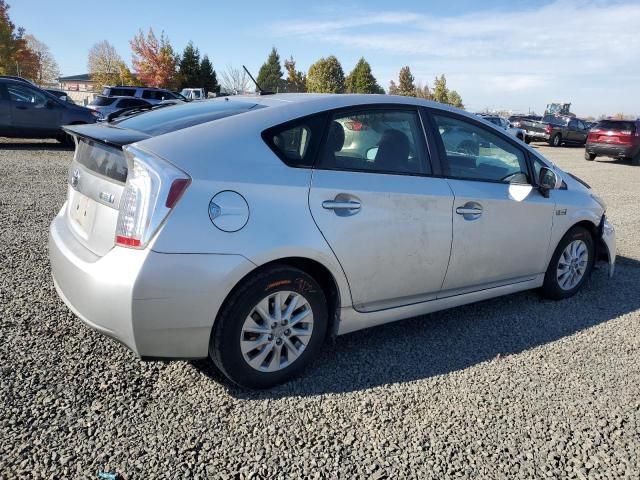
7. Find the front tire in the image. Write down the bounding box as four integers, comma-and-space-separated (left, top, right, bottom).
524, 135, 531, 144
542, 226, 594, 300
549, 133, 562, 147
210, 265, 328, 388
585, 151, 596, 161
632, 151, 640, 166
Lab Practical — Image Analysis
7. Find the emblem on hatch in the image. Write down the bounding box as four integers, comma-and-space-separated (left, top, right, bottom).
70, 168, 80, 188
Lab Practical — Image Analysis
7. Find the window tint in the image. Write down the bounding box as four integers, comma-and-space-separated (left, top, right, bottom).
262, 113, 326, 168
107, 88, 136, 97
318, 109, 430, 175
433, 114, 529, 184
142, 90, 171, 100
117, 98, 148, 108
76, 139, 128, 183
7, 84, 47, 104
596, 120, 636, 133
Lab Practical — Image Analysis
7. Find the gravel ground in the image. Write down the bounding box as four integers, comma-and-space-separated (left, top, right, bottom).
1, 138, 639, 479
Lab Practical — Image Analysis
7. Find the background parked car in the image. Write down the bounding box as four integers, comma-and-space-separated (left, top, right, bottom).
520, 115, 590, 147
585, 119, 640, 165
45, 88, 75, 104
180, 88, 206, 100
478, 115, 529, 143
0, 77, 99, 144
87, 96, 152, 119
101, 85, 182, 105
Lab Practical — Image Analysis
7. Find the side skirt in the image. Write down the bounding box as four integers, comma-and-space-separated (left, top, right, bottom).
336, 275, 544, 335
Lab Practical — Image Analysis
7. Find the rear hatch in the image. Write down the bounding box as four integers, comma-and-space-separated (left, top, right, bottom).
588, 120, 637, 145
62, 99, 266, 257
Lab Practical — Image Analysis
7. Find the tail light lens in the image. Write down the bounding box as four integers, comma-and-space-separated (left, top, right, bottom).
115, 146, 190, 249
343, 120, 368, 131
544, 124, 552, 134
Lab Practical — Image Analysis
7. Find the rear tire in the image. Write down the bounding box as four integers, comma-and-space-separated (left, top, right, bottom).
542, 226, 594, 300
210, 265, 328, 389
56, 133, 74, 147
585, 151, 596, 161
549, 133, 562, 147
524, 135, 531, 144
632, 151, 640, 166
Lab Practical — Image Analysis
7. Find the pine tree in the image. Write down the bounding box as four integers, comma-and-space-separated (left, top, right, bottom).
199, 55, 219, 94
178, 41, 201, 89
306, 56, 345, 93
284, 56, 306, 92
256, 47, 283, 92
448, 90, 464, 108
397, 66, 416, 97
432, 74, 449, 104
388, 80, 399, 95
345, 57, 383, 94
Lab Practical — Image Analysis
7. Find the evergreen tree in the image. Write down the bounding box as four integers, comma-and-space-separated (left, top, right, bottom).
256, 47, 283, 92
345, 57, 383, 94
432, 74, 449, 104
199, 55, 219, 94
306, 55, 345, 93
397, 66, 416, 97
388, 80, 399, 95
284, 56, 306, 92
178, 41, 201, 89
448, 89, 464, 108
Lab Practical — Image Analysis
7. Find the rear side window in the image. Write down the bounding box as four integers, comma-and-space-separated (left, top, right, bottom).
117, 98, 148, 109
105, 88, 136, 97
75, 139, 128, 183
317, 109, 431, 175
595, 120, 636, 133
262, 113, 327, 168
142, 90, 171, 100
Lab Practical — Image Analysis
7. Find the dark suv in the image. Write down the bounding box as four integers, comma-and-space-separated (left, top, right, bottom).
585, 119, 640, 165
0, 77, 99, 144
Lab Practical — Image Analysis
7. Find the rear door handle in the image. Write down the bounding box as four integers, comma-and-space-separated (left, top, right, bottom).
322, 200, 361, 211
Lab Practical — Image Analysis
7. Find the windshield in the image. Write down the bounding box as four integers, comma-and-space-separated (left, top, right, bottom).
90, 96, 117, 106
114, 99, 266, 136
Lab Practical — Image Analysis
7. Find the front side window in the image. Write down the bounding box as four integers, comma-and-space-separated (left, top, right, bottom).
317, 109, 430, 175
7, 84, 47, 105
433, 114, 529, 184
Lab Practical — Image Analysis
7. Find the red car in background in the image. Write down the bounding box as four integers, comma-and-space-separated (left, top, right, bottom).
585, 119, 640, 165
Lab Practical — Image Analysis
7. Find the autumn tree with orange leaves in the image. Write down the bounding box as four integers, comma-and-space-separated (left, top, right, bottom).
130, 28, 177, 88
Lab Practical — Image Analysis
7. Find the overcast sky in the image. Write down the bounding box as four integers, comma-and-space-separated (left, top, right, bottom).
10, 0, 640, 117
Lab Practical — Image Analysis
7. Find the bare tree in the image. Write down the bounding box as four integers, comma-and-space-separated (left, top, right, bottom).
220, 64, 250, 94
24, 34, 59, 84
87, 40, 122, 90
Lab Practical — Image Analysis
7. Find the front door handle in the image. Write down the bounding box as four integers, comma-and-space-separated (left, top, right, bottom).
456, 202, 483, 220
322, 200, 361, 211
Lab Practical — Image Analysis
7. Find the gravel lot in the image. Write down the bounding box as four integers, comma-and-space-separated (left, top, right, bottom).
1, 138, 639, 479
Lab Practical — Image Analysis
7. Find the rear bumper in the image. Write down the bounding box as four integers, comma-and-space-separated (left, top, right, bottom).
586, 143, 638, 158
49, 210, 255, 359
524, 130, 549, 140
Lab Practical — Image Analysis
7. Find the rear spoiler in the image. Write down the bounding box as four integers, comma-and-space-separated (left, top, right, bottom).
63, 123, 151, 149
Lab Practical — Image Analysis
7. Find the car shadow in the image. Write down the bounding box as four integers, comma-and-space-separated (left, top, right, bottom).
0, 139, 73, 151
191, 256, 640, 398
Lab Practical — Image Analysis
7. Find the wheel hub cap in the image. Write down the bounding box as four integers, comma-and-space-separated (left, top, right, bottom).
556, 239, 588, 291
240, 291, 314, 372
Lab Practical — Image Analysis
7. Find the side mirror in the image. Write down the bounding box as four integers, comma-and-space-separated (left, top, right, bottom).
45, 98, 56, 108
538, 167, 560, 198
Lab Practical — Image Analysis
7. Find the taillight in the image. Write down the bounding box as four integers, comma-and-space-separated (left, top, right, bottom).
343, 120, 368, 131
115, 146, 191, 249
544, 124, 552, 134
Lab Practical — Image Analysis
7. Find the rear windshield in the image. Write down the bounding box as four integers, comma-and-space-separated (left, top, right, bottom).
595, 120, 636, 132
90, 96, 117, 106
76, 139, 128, 183
114, 99, 266, 136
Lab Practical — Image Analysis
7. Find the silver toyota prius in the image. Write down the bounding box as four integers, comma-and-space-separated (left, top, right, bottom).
49, 94, 616, 388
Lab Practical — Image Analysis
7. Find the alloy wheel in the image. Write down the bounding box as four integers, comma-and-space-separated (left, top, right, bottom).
556, 239, 589, 290
240, 291, 314, 372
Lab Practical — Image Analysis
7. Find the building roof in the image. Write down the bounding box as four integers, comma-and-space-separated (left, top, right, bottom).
58, 73, 93, 82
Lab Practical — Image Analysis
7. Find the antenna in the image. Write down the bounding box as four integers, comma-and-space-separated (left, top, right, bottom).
242, 65, 274, 95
